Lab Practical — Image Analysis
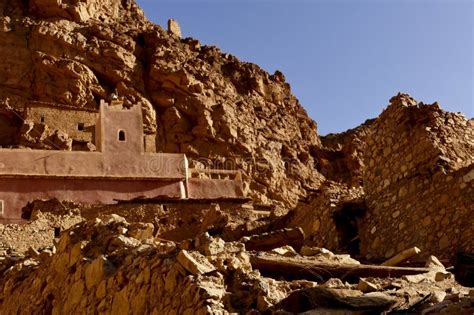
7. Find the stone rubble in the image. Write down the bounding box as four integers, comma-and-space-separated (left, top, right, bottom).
288, 93, 473, 262
0, 0, 323, 209
0, 215, 472, 314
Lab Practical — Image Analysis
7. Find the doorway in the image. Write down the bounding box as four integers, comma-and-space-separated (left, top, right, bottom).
332, 201, 367, 256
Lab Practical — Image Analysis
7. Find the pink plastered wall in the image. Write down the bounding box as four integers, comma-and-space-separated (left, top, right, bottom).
0, 178, 184, 220
187, 178, 245, 200
0, 103, 187, 180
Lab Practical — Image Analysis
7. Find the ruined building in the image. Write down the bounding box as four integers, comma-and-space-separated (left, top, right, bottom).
289, 94, 474, 261
0, 100, 245, 222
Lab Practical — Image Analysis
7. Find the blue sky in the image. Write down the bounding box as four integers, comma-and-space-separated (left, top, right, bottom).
136, 0, 473, 135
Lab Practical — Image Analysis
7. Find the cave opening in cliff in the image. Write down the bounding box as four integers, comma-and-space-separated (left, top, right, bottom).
333, 201, 367, 256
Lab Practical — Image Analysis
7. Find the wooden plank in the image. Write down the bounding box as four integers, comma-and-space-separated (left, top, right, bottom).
250, 255, 431, 281
244, 228, 305, 251
382, 247, 421, 266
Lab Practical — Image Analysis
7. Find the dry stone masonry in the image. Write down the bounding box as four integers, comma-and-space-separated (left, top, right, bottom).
289, 94, 473, 262
361, 94, 474, 260
1, 215, 473, 314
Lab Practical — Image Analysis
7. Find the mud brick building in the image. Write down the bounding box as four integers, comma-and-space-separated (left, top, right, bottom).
0, 100, 245, 222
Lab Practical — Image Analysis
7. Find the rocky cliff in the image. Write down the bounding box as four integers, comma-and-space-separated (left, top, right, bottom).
0, 0, 323, 208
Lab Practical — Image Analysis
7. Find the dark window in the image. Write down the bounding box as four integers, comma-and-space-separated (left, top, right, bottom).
0, 200, 3, 214
77, 123, 85, 131
118, 130, 126, 141
40, 116, 45, 123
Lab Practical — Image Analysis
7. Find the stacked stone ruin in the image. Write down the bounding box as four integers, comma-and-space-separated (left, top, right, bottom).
290, 94, 473, 261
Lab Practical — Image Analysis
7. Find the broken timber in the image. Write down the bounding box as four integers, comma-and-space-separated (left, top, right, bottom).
243, 227, 305, 251
382, 246, 421, 266
250, 255, 431, 282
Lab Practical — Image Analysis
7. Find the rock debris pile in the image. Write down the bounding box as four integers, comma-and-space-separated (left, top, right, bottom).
0, 215, 472, 314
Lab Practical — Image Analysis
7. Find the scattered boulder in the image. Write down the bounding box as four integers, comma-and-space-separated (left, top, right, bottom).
271, 245, 298, 257
426, 255, 446, 270
357, 278, 379, 293
177, 250, 216, 275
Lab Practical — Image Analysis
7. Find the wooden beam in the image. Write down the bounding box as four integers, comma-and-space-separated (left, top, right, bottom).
250, 255, 431, 282
381, 247, 421, 266
243, 228, 305, 252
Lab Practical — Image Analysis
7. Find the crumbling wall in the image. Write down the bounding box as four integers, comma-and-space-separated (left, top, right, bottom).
18, 120, 74, 150
290, 94, 473, 261
316, 119, 374, 186
360, 94, 474, 260
24, 103, 98, 144
361, 166, 473, 260
0, 215, 318, 314
0, 200, 266, 255
288, 182, 364, 254
0, 217, 228, 314
1, 214, 473, 314
0, 0, 324, 208
0, 208, 82, 255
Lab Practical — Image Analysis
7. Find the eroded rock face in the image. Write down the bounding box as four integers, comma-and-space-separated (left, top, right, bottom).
317, 118, 375, 186
0, 0, 323, 207
28, 0, 145, 23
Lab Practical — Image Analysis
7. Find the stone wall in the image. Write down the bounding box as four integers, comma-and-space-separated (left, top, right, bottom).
0, 217, 228, 314
361, 165, 473, 260
360, 94, 474, 260
290, 94, 473, 262
288, 182, 364, 254
24, 102, 98, 144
